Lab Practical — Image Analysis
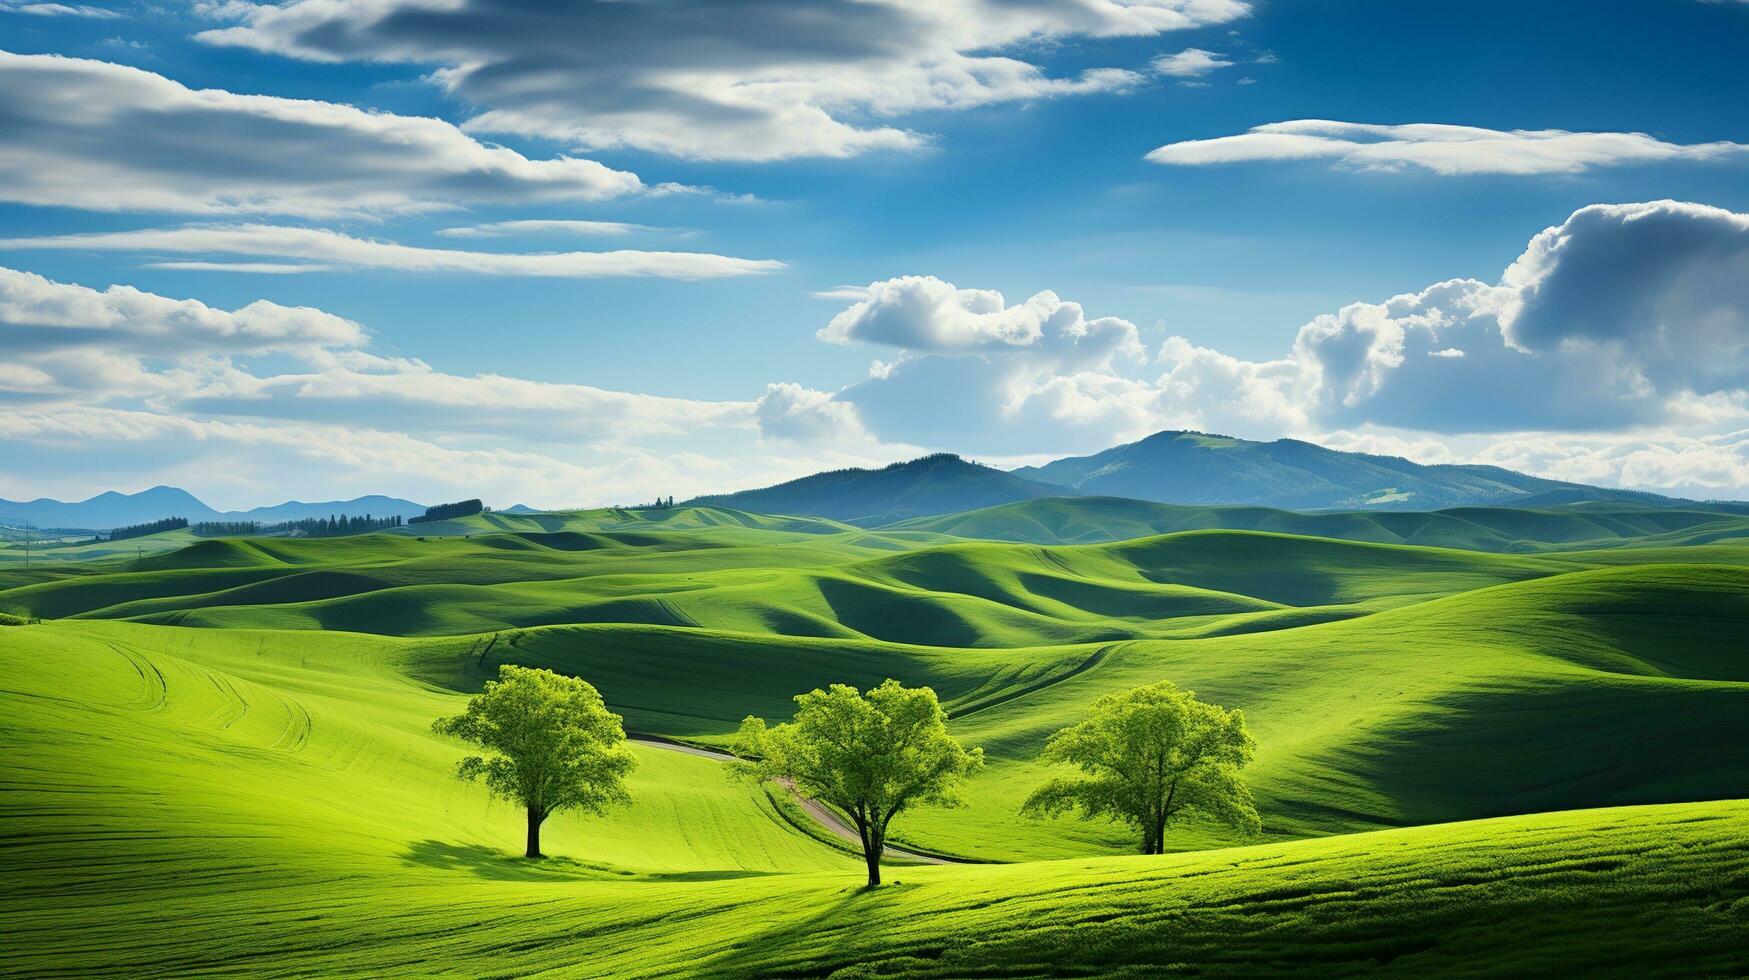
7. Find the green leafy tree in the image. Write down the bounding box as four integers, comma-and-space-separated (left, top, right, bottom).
736, 679, 982, 886
1021, 681, 1258, 854
431, 665, 634, 858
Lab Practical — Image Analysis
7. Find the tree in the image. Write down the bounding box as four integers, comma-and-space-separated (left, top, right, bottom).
1021, 681, 1258, 855
431, 665, 635, 858
735, 679, 982, 887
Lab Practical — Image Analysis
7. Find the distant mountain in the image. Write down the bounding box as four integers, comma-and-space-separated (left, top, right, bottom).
232, 495, 429, 524
686, 453, 1068, 525
0, 487, 426, 530
1013, 431, 1675, 511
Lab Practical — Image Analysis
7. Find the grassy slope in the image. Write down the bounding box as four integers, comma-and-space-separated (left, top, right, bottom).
9, 527, 1743, 861
396, 503, 866, 537
890, 495, 1749, 551
4, 520, 1748, 975
896, 562, 1749, 859
0, 527, 203, 565
0, 529, 1584, 646
4, 619, 1746, 978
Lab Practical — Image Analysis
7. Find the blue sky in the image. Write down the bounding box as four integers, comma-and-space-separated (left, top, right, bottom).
3, 0, 1749, 508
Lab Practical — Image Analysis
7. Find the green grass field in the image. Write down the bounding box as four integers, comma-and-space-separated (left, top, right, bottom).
3, 507, 1747, 975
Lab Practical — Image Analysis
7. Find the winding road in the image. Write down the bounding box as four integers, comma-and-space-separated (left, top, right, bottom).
629, 736, 960, 865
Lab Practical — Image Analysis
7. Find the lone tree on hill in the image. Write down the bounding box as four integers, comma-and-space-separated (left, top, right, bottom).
432, 665, 634, 859
1021, 681, 1258, 854
736, 679, 982, 887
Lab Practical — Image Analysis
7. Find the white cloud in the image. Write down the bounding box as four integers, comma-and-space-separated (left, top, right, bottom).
0, 264, 361, 358
1152, 48, 1233, 78
820, 275, 1143, 368
177, 350, 752, 444
0, 266, 927, 507
435, 220, 654, 239
0, 50, 647, 217
0, 224, 784, 280
813, 202, 1749, 486
1146, 120, 1749, 175
1500, 201, 1749, 382
1155, 202, 1749, 435
752, 382, 876, 445
0, 2, 120, 16
196, 0, 1248, 161
145, 261, 340, 274
1473, 430, 1749, 499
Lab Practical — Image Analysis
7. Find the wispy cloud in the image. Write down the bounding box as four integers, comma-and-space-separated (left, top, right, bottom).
1146, 120, 1749, 175
196, 0, 1249, 161
0, 2, 122, 17
0, 50, 652, 217
0, 225, 785, 280
435, 219, 656, 239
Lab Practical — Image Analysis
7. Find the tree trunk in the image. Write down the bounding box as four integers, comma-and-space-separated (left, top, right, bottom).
1140, 820, 1165, 855
864, 837, 883, 887
526, 806, 544, 859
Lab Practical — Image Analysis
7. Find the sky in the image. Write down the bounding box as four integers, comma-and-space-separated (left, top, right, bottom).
3, 0, 1749, 509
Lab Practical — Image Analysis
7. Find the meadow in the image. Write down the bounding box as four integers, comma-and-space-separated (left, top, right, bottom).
3, 500, 1747, 975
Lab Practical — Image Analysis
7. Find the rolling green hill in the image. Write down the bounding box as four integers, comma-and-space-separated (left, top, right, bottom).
3, 513, 1746, 975
1014, 429, 1675, 510
890, 494, 1749, 551
391, 503, 864, 537
1, 527, 1586, 645
687, 453, 1070, 524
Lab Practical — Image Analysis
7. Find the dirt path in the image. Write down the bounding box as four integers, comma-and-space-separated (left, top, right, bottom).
629, 735, 959, 864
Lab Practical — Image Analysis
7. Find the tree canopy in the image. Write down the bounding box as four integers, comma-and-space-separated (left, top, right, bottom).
736, 679, 982, 886
431, 665, 634, 858
1022, 681, 1258, 855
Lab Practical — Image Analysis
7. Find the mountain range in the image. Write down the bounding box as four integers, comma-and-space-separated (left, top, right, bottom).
696, 430, 1674, 523
1012, 430, 1672, 511
686, 453, 1062, 525
7, 429, 1685, 531
0, 486, 426, 530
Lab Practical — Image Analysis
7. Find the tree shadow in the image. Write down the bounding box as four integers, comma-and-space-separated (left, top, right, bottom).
399, 840, 785, 884
400, 840, 622, 882
698, 883, 920, 975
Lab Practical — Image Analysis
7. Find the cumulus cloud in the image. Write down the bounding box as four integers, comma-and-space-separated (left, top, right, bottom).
196, 0, 1248, 161
1152, 48, 1233, 78
0, 264, 360, 372
1114, 201, 1749, 436
0, 224, 784, 280
0, 50, 647, 217
0, 265, 360, 403
1501, 201, 1749, 381
752, 382, 875, 445
1474, 429, 1749, 499
809, 279, 1151, 453
1146, 120, 1749, 175
810, 201, 1749, 478
820, 275, 1143, 368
